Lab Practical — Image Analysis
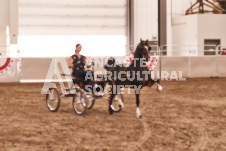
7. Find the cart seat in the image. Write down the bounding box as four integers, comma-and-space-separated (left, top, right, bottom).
72, 76, 85, 83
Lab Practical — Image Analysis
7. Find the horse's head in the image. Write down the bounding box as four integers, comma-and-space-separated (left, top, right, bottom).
140, 39, 152, 51
134, 39, 150, 59
104, 57, 116, 70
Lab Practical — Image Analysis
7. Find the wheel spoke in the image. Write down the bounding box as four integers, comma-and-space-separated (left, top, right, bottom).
111, 94, 123, 113
46, 88, 60, 112
73, 90, 87, 115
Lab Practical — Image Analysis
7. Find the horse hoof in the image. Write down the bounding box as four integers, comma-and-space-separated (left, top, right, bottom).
157, 84, 163, 91
139, 115, 142, 119
109, 111, 114, 115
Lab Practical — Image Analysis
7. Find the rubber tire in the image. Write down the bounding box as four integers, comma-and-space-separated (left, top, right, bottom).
111, 93, 124, 113
87, 94, 96, 110
46, 88, 60, 112
72, 89, 88, 115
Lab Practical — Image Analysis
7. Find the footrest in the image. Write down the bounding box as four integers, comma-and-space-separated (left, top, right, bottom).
64, 94, 75, 97
64, 88, 76, 91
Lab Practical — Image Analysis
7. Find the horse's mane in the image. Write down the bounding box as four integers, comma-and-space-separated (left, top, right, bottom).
134, 45, 143, 58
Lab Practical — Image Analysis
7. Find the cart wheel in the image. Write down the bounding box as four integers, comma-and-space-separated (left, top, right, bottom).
111, 93, 124, 113
86, 94, 95, 109
72, 89, 88, 115
46, 88, 60, 112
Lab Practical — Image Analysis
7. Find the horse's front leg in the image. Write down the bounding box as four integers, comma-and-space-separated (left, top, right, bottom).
149, 79, 163, 91
136, 93, 142, 118
157, 79, 163, 91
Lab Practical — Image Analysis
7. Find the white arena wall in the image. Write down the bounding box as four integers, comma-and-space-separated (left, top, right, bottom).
0, 58, 20, 82
1, 56, 226, 82
161, 56, 226, 78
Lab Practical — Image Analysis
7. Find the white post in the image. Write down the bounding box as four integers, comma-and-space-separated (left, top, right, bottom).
0, 27, 7, 57
9, 0, 18, 44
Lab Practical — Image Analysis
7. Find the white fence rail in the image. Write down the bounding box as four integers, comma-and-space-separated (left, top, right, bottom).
0, 45, 226, 82
0, 44, 226, 57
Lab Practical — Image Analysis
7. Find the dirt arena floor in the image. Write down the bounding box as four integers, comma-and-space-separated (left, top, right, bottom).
1, 78, 226, 151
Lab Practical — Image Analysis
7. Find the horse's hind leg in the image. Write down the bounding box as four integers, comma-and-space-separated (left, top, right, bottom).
136, 93, 142, 119
109, 93, 116, 115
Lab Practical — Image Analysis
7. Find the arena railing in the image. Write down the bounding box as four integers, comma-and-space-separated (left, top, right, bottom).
160, 44, 219, 56
1, 44, 226, 83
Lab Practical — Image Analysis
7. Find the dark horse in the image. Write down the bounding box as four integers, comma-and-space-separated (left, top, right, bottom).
105, 39, 162, 118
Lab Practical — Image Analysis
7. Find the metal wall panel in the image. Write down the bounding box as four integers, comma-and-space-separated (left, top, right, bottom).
18, 0, 127, 35
133, 0, 158, 46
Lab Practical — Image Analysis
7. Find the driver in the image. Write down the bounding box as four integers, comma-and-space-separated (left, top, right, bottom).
68, 44, 93, 87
